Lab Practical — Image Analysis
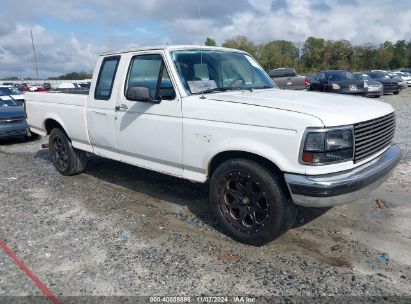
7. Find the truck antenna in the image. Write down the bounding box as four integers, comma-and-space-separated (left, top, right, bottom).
31, 30, 40, 80
197, 0, 206, 99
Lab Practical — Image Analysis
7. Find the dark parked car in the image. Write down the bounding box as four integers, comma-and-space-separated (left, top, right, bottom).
353, 73, 383, 98
268, 68, 309, 90
364, 71, 402, 95
309, 70, 366, 95
0, 92, 29, 139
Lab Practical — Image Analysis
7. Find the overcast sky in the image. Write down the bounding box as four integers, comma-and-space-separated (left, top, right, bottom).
1, 0, 410, 79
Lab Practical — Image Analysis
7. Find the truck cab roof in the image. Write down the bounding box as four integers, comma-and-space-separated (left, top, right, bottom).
100, 45, 247, 56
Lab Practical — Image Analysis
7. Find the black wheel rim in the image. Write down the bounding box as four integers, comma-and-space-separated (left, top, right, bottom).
52, 136, 68, 171
218, 171, 270, 234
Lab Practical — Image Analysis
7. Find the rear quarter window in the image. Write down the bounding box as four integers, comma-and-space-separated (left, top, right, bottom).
94, 56, 120, 100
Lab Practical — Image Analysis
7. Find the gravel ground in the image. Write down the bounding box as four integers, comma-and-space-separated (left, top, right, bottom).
0, 89, 410, 302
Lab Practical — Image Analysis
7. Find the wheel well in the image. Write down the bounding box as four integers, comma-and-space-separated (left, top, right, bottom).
44, 119, 66, 136
208, 151, 291, 198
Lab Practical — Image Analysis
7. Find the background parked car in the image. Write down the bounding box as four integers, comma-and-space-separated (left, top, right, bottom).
268, 68, 309, 90
0, 92, 29, 140
353, 73, 383, 98
55, 82, 89, 94
309, 70, 366, 95
365, 71, 402, 95
386, 72, 407, 88
392, 71, 411, 87
18, 83, 30, 91
0, 85, 25, 104
29, 84, 50, 92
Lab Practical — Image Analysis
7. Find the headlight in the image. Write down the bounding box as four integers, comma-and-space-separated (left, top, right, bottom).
331, 83, 340, 90
364, 81, 368, 88
301, 128, 354, 165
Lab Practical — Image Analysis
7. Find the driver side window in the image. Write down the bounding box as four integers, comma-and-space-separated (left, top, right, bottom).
125, 54, 176, 100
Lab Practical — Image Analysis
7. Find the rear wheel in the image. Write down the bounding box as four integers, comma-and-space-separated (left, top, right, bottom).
209, 159, 295, 246
49, 128, 87, 176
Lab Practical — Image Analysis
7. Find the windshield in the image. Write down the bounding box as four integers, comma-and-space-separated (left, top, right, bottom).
171, 50, 276, 94
0, 87, 22, 95
368, 72, 389, 79
355, 74, 371, 81
0, 93, 18, 107
326, 71, 356, 81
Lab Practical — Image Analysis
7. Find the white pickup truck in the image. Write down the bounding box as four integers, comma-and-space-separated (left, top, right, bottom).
26, 46, 401, 245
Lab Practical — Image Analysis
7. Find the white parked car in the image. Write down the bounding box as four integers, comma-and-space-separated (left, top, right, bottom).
392, 71, 411, 87
58, 82, 78, 89
25, 46, 401, 245
0, 85, 25, 104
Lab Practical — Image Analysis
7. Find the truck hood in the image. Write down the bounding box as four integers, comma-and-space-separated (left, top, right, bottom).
207, 89, 393, 127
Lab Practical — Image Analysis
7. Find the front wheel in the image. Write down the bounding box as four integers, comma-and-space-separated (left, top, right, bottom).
49, 128, 87, 176
393, 91, 400, 95
209, 159, 295, 246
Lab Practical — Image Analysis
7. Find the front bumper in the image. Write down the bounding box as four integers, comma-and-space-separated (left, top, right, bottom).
365, 90, 383, 97
365, 87, 383, 97
331, 88, 366, 95
284, 145, 401, 207
0, 121, 29, 139
383, 86, 400, 93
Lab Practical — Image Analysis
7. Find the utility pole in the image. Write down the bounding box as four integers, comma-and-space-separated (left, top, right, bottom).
30, 30, 39, 80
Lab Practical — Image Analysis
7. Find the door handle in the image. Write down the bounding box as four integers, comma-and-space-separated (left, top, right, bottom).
115, 104, 128, 111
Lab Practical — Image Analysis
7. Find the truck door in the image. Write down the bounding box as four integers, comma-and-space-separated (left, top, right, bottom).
114, 52, 183, 177
86, 56, 120, 152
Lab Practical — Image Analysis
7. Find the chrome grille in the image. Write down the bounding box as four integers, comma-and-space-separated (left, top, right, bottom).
382, 82, 398, 89
354, 112, 395, 162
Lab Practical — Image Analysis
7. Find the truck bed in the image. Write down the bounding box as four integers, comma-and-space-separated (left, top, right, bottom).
25, 91, 91, 151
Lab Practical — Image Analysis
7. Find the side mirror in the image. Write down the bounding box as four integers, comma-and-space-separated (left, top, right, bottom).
125, 86, 160, 103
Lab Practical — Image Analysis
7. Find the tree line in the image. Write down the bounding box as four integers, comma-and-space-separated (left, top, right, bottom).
205, 36, 411, 73
48, 71, 93, 80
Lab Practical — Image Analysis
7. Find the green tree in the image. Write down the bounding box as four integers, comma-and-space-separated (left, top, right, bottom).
352, 44, 377, 71
57, 71, 93, 80
391, 40, 408, 69
222, 35, 258, 58
259, 40, 298, 70
301, 37, 326, 71
324, 40, 354, 69
376, 41, 394, 69
205, 37, 216, 46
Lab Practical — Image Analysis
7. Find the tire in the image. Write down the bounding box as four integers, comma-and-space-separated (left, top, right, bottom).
49, 128, 87, 176
393, 91, 400, 95
209, 159, 296, 246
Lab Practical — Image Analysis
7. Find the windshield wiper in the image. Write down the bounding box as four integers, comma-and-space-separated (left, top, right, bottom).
253, 85, 275, 90
193, 86, 274, 94
194, 87, 243, 94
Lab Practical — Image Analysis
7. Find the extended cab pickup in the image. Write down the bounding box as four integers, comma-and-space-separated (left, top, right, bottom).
26, 46, 401, 245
